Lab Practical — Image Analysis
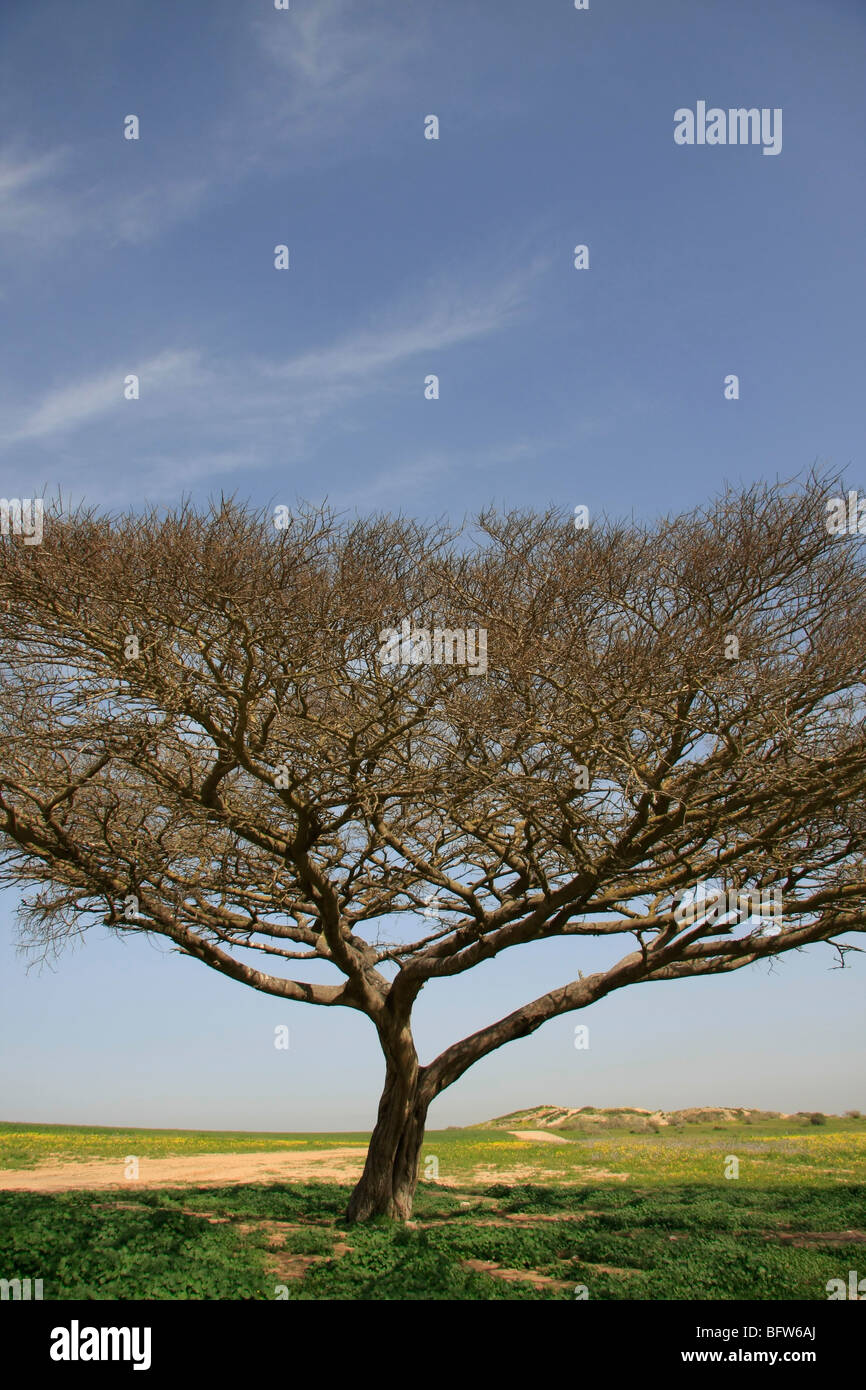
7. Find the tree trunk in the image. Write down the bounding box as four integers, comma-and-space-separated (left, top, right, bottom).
345, 1029, 429, 1222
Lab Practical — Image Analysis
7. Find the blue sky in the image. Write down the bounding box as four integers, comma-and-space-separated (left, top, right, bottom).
1, 0, 865, 1129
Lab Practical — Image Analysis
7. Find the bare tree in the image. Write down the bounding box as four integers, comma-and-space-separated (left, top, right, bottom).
1, 474, 864, 1221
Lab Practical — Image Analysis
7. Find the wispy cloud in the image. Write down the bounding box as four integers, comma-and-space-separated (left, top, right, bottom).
0, 141, 214, 255
266, 264, 539, 390
0, 4, 428, 262
0, 255, 546, 503
2, 351, 202, 445
0, 147, 78, 242
246, 0, 424, 149
104, 180, 213, 249
2, 263, 536, 447
0, 148, 67, 197
338, 440, 548, 510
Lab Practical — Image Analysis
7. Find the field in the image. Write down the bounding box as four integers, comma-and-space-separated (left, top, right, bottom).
1, 1113, 864, 1300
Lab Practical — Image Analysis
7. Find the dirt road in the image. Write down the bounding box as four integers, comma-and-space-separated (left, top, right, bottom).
0, 1148, 369, 1192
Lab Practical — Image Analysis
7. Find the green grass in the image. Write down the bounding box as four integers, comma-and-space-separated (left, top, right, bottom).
1, 1116, 864, 1300
3, 1114, 864, 1179
1, 1180, 863, 1300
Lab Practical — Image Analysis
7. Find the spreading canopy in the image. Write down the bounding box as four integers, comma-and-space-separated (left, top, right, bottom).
1, 474, 865, 1216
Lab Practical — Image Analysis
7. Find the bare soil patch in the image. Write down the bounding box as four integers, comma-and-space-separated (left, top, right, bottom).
774, 1229, 866, 1247
264, 1253, 327, 1282
0, 1148, 367, 1192
458, 1212, 600, 1228
461, 1258, 575, 1291
508, 1130, 572, 1144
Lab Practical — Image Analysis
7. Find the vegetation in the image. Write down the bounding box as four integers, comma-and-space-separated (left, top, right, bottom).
0, 1121, 363, 1171
2, 477, 865, 1221
2, 1176, 862, 1302
1, 1115, 863, 1300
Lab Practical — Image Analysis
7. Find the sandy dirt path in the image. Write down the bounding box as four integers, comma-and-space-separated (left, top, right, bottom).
508, 1130, 571, 1144
0, 1148, 369, 1192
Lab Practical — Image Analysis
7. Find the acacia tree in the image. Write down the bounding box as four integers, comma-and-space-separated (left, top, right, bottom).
1, 475, 865, 1221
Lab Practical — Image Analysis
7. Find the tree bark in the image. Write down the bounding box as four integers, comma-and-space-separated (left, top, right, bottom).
345, 1027, 430, 1222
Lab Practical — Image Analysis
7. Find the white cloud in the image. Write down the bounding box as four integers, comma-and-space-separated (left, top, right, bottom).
0, 140, 214, 254
0, 256, 548, 508
0, 148, 79, 243
0, 148, 67, 196
105, 179, 213, 248
0, 5, 423, 260
339, 440, 547, 509
3, 351, 202, 444
266, 263, 541, 389
248, 0, 422, 144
